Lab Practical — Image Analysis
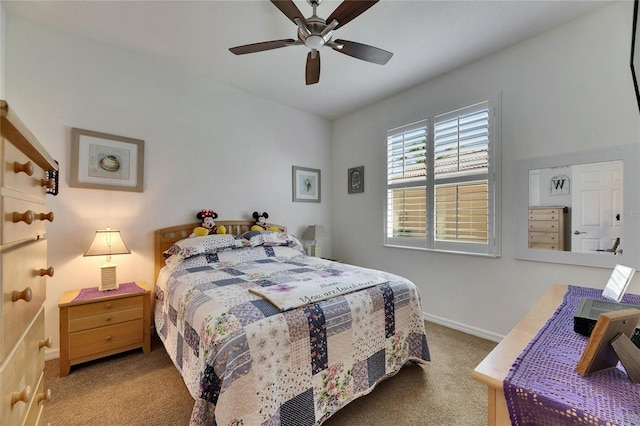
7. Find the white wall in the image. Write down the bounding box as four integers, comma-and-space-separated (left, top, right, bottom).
5, 2, 640, 356
5, 16, 332, 357
331, 1, 640, 339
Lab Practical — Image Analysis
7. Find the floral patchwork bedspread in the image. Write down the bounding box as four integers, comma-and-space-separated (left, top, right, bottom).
155, 243, 430, 426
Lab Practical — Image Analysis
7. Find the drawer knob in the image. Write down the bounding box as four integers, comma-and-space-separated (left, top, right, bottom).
105, 303, 112, 310
13, 161, 34, 176
105, 316, 112, 322
12, 287, 33, 302
39, 266, 55, 277
106, 335, 113, 341
37, 212, 54, 222
10, 386, 31, 406
37, 389, 52, 404
13, 210, 34, 224
39, 337, 53, 349
40, 178, 55, 188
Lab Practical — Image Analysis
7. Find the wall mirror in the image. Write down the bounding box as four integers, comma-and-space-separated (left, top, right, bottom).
632, 0, 639, 112
515, 145, 640, 269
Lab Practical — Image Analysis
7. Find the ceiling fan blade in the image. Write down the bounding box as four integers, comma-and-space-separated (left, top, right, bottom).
333, 39, 393, 65
270, 0, 305, 25
306, 51, 320, 85
327, 0, 379, 30
229, 39, 296, 55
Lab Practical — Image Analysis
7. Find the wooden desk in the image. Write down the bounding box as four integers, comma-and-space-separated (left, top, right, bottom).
472, 284, 566, 425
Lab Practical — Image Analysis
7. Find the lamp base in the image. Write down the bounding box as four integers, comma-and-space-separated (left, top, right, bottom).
310, 244, 321, 258
99, 265, 119, 291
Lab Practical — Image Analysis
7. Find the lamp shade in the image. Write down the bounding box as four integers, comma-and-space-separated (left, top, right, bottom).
84, 228, 130, 257
84, 227, 130, 291
302, 225, 328, 240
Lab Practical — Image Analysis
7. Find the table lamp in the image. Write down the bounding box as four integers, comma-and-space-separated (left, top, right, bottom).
84, 227, 130, 291
302, 224, 327, 257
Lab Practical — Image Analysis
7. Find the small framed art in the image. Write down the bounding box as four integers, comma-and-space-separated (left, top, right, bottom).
348, 166, 364, 194
292, 166, 320, 202
576, 308, 640, 378
70, 128, 145, 192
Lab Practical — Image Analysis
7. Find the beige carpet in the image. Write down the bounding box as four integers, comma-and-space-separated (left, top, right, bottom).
43, 322, 496, 426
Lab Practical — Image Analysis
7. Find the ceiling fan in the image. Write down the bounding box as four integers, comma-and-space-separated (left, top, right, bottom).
229, 0, 393, 85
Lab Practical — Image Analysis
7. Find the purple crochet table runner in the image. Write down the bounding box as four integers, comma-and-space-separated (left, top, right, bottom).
72, 282, 144, 302
504, 285, 640, 426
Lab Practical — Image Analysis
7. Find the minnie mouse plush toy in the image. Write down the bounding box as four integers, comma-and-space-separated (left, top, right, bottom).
198, 210, 218, 234
191, 210, 226, 237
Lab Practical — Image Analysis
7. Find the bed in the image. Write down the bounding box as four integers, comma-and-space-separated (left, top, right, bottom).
154, 220, 430, 426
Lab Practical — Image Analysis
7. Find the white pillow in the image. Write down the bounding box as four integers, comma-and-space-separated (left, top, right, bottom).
163, 234, 236, 261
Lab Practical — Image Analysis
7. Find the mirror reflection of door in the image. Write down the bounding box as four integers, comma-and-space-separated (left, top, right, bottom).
571, 161, 623, 253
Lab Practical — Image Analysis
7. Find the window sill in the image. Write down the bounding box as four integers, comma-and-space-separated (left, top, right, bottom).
382, 243, 501, 258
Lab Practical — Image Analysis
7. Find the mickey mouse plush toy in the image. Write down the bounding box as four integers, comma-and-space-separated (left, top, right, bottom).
192, 209, 226, 237
251, 211, 269, 231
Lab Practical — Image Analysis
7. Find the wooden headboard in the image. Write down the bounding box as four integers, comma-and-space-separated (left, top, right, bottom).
154, 220, 287, 281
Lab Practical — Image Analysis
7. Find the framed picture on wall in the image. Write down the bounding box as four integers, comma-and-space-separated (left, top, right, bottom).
348, 166, 364, 194
292, 166, 321, 202
70, 128, 145, 192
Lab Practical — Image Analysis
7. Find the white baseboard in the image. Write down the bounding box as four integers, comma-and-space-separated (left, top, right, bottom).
423, 312, 503, 343
45, 348, 59, 361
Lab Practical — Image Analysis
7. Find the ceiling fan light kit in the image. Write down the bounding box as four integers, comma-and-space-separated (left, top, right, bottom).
229, 0, 392, 85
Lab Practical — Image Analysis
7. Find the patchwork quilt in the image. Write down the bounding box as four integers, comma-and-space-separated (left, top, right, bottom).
155, 242, 430, 426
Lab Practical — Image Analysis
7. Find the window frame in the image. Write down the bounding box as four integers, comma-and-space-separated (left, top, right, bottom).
384, 95, 501, 257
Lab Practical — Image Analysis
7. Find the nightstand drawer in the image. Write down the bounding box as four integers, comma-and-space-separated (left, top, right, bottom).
59, 282, 151, 376
69, 319, 143, 359
68, 295, 143, 320
69, 306, 143, 333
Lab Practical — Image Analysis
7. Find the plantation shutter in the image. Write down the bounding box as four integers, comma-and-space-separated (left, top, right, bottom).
386, 121, 428, 247
433, 102, 491, 248
384, 96, 499, 256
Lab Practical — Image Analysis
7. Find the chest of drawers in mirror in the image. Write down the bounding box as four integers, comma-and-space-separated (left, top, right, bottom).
528, 206, 566, 251
1, 100, 57, 426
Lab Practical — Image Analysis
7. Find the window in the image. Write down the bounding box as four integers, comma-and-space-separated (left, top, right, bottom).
385, 98, 500, 256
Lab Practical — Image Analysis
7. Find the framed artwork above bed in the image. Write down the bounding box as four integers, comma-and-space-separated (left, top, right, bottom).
70, 127, 145, 192
292, 165, 321, 202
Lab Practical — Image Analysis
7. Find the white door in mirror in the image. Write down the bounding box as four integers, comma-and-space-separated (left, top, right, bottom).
571, 161, 623, 253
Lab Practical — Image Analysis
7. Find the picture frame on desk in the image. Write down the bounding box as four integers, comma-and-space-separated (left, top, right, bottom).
70, 127, 145, 192
576, 308, 640, 379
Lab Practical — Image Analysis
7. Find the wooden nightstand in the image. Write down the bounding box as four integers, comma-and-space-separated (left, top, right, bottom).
58, 281, 151, 377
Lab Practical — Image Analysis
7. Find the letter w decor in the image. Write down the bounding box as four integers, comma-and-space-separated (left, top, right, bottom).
550, 174, 570, 195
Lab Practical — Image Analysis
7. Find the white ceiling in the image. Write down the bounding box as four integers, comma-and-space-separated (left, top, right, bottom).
2, 0, 613, 120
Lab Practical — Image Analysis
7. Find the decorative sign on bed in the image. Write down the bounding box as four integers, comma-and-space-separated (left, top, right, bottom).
249, 268, 388, 311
